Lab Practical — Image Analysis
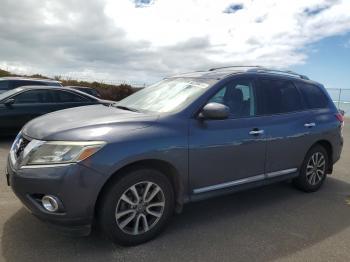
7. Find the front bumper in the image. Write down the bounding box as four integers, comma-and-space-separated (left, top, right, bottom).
7, 157, 105, 236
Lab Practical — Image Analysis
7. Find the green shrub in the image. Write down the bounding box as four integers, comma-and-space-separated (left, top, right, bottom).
61, 79, 134, 101
0, 69, 12, 77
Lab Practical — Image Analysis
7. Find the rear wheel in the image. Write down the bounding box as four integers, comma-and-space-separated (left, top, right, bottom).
293, 145, 329, 192
98, 168, 174, 246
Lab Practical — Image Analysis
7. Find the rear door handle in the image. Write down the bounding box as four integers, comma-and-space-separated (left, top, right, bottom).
304, 122, 316, 128
249, 129, 264, 135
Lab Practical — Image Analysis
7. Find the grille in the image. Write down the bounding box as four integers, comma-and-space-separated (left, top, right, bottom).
15, 136, 30, 158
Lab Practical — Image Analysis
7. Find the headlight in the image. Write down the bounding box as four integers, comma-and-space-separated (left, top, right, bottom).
23, 140, 106, 165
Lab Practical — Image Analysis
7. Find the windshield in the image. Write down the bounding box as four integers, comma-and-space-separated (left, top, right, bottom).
117, 78, 214, 113
0, 88, 22, 101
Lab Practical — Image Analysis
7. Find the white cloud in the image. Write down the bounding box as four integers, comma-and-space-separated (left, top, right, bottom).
1, 0, 350, 83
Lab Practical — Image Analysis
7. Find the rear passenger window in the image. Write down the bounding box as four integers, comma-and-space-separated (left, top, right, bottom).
295, 82, 328, 109
56, 91, 89, 102
259, 79, 304, 114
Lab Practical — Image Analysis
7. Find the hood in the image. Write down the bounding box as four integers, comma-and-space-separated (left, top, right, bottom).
23, 105, 158, 141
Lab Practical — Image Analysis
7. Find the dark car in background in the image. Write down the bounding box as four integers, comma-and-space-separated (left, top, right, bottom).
66, 86, 102, 98
6, 67, 344, 246
0, 77, 62, 94
0, 86, 112, 135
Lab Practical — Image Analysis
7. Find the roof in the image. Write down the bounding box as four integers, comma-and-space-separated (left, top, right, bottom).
0, 76, 61, 83
170, 66, 315, 83
1, 85, 100, 101
170, 70, 234, 79
65, 86, 94, 90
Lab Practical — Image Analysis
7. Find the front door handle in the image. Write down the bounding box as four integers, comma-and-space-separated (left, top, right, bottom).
304, 122, 316, 128
249, 129, 264, 135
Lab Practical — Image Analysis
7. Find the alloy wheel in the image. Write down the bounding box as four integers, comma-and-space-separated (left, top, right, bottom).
306, 152, 326, 186
115, 181, 165, 235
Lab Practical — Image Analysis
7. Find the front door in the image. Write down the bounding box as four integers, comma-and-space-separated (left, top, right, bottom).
0, 89, 56, 133
189, 78, 267, 195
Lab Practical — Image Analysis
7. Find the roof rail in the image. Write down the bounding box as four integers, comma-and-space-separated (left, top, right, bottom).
247, 68, 309, 80
207, 65, 309, 80
208, 65, 263, 71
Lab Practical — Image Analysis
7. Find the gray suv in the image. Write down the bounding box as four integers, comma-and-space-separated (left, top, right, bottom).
6, 67, 344, 246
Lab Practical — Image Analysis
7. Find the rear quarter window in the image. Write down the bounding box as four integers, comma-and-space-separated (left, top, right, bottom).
87, 89, 99, 96
295, 82, 329, 109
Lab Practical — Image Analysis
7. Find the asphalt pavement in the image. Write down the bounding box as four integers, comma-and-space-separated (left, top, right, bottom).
0, 122, 349, 262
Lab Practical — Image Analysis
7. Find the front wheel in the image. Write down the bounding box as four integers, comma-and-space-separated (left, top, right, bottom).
293, 145, 329, 192
98, 168, 174, 246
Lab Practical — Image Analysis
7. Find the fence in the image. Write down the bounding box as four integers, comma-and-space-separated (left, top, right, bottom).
326, 88, 350, 116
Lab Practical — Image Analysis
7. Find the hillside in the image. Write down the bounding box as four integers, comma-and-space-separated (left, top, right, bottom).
0, 68, 134, 101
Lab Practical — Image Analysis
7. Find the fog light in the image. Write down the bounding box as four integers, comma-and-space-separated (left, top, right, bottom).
42, 195, 59, 212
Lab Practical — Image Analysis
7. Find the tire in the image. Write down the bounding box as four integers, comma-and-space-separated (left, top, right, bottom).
293, 145, 329, 192
98, 167, 175, 246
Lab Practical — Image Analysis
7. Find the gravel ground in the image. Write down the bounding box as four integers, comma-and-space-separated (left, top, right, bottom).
0, 121, 349, 262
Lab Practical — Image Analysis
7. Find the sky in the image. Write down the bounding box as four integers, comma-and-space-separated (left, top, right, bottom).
0, 0, 350, 88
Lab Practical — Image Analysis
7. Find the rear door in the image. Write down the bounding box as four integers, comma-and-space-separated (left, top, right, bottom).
294, 81, 341, 158
52, 90, 97, 110
257, 77, 311, 177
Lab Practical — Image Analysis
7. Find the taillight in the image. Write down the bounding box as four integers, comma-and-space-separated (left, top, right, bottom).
336, 113, 344, 123
336, 113, 344, 133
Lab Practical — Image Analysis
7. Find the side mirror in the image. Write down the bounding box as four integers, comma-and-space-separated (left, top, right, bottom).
4, 98, 15, 107
199, 102, 230, 120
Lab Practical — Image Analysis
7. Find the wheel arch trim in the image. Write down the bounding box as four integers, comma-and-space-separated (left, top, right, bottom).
308, 140, 333, 173
94, 158, 186, 217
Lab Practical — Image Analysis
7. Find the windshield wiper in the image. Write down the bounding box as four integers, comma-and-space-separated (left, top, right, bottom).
114, 105, 140, 112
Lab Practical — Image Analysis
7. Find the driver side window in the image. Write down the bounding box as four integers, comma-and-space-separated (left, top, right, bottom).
13, 90, 53, 104
209, 80, 256, 118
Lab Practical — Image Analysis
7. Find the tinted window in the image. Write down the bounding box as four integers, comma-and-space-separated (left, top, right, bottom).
13, 90, 54, 104
45, 81, 61, 87
12, 80, 47, 88
209, 79, 256, 118
90, 90, 100, 97
0, 80, 9, 90
259, 79, 303, 114
295, 82, 328, 109
79, 88, 99, 97
56, 90, 90, 102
